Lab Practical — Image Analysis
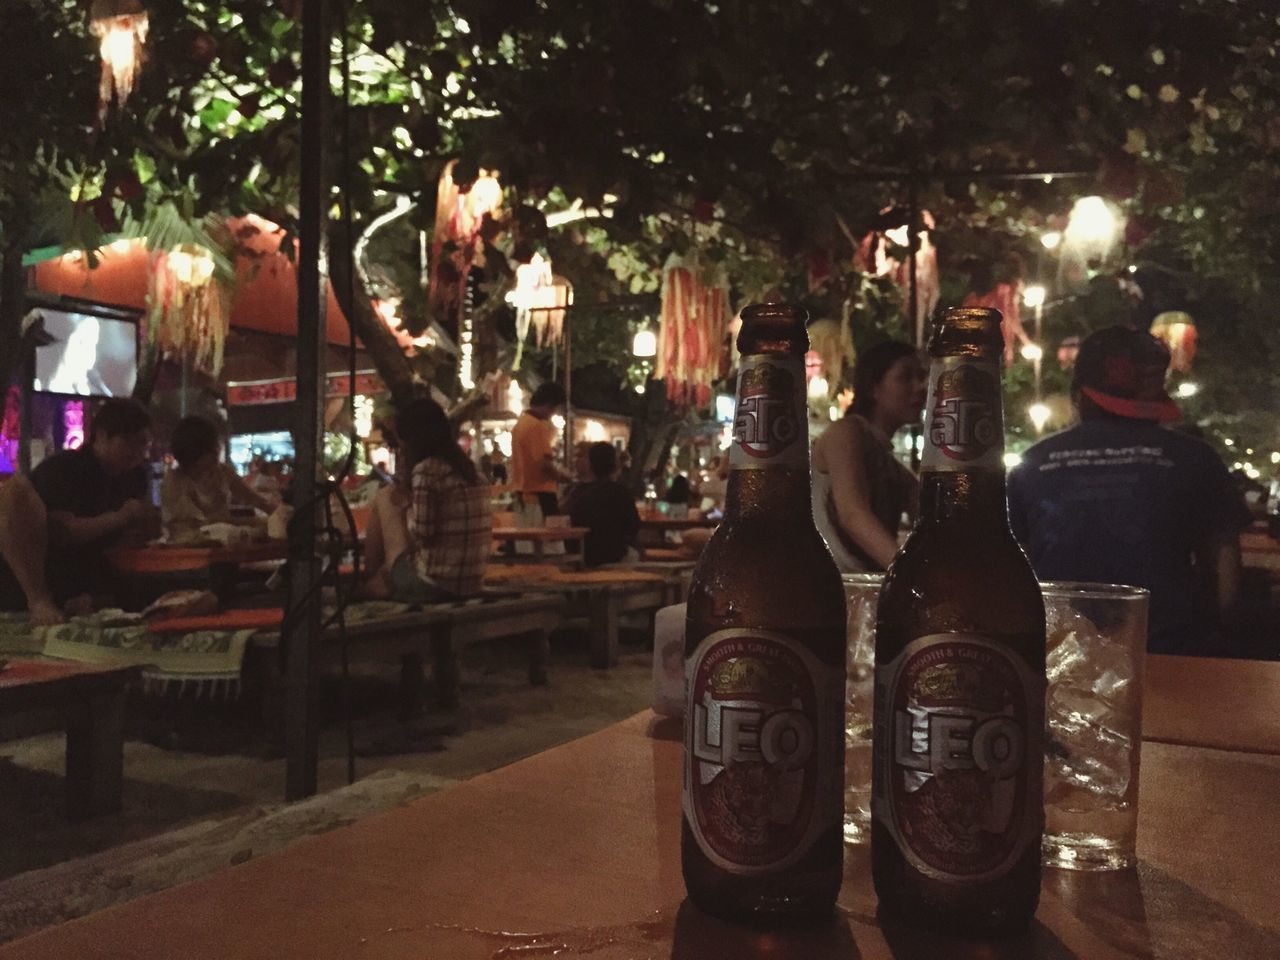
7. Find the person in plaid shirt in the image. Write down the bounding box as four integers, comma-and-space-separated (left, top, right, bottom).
360, 397, 492, 601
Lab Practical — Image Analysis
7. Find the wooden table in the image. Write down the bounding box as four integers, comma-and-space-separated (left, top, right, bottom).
1144, 654, 1280, 755
483, 566, 672, 668
0, 660, 137, 820
489, 526, 589, 565
637, 515, 718, 547
108, 541, 290, 601
1, 705, 1275, 959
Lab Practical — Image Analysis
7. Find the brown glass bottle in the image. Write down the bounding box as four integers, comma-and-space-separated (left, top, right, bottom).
682, 303, 847, 924
871, 307, 1046, 935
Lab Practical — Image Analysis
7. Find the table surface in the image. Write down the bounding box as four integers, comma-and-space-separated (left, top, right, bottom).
639, 516, 719, 529
0, 660, 137, 714
1143, 654, 1280, 755
107, 541, 289, 573
4, 658, 1278, 959
489, 526, 590, 541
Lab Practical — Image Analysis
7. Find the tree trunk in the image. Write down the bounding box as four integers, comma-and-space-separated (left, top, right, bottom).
326, 220, 417, 409
0, 219, 29, 398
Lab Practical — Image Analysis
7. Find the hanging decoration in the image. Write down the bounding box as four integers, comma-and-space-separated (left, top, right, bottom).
961, 252, 1032, 364
655, 253, 730, 408
854, 208, 940, 336
146, 244, 231, 375
1150, 311, 1198, 372
90, 0, 149, 127
426, 160, 503, 335
805, 318, 853, 397
504, 254, 572, 369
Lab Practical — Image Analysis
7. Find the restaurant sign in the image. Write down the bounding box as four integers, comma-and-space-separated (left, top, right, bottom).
227, 372, 384, 406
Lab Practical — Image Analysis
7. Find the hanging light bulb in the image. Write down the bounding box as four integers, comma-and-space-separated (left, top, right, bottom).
1022, 285, 1047, 309
90, 0, 149, 125
632, 328, 657, 358
1020, 342, 1044, 362
1028, 402, 1051, 433
1040, 231, 1062, 251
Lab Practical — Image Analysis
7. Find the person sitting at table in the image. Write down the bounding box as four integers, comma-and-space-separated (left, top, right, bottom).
1008, 326, 1251, 655
663, 474, 693, 519
360, 396, 492, 601
565, 442, 640, 567
0, 398, 157, 622
160, 416, 278, 543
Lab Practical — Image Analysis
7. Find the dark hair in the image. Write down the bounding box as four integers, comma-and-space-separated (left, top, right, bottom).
665, 474, 691, 504
850, 341, 919, 418
395, 397, 482, 486
90, 398, 150, 443
170, 416, 221, 470
530, 382, 566, 409
588, 441, 618, 479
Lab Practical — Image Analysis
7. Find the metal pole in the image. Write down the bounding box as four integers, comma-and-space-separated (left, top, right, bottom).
284, 0, 329, 801
907, 179, 921, 347
562, 307, 573, 470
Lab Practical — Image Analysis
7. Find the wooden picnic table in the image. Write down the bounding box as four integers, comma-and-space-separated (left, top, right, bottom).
489, 526, 589, 565
0, 660, 137, 820
2, 676, 1275, 959
107, 541, 290, 603
484, 565, 673, 668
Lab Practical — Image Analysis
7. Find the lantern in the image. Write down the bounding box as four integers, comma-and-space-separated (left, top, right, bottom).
505, 254, 572, 369
90, 0, 149, 126
147, 244, 230, 375
1150, 311, 1198, 373
655, 253, 729, 408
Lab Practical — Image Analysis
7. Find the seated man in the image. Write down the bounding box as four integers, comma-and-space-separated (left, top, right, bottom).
566, 442, 640, 567
0, 398, 156, 621
1008, 327, 1251, 655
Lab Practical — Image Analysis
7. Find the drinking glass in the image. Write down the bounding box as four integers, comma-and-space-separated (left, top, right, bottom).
842, 573, 881, 844
1040, 582, 1149, 870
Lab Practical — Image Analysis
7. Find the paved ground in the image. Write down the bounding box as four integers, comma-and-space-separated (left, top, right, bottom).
0, 631, 655, 944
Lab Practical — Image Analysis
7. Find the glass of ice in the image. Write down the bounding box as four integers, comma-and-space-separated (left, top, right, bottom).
1041, 582, 1149, 871
842, 573, 881, 844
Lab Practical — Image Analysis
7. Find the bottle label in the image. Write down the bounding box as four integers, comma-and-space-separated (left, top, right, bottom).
729, 355, 807, 471
684, 628, 844, 875
873, 634, 1043, 883
920, 358, 1004, 472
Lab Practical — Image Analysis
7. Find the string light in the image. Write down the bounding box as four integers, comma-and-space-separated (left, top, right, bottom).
1021, 343, 1044, 362
1022, 285, 1046, 309
1175, 382, 1199, 398
1028, 403, 1051, 433
1040, 231, 1062, 251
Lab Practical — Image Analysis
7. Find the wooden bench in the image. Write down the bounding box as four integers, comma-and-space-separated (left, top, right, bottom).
0, 660, 138, 819
483, 574, 671, 669
249, 593, 566, 710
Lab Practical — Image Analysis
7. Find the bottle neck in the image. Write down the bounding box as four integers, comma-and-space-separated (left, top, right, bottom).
724, 352, 812, 521
917, 470, 1009, 527
917, 353, 1009, 529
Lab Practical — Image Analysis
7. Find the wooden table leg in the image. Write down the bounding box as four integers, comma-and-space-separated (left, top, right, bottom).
65, 687, 126, 820
431, 625, 460, 709
588, 592, 621, 670
397, 653, 427, 719
528, 629, 550, 686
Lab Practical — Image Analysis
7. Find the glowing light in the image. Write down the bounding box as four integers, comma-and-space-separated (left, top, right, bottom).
1003, 452, 1024, 469
353, 396, 374, 437
1066, 196, 1119, 246
583, 419, 607, 442
807, 375, 829, 400
551, 414, 566, 431
1040, 231, 1062, 251
1022, 285, 1046, 309
1021, 343, 1044, 362
1028, 403, 1051, 433
1270, 452, 1279, 465
1246, 448, 1254, 455
165, 246, 215, 286
634, 383, 646, 395
494, 430, 513, 458
466, 172, 503, 219
90, 0, 149, 123
632, 328, 657, 358
1175, 382, 1199, 398
507, 380, 524, 415
1224, 438, 1234, 447
719, 424, 733, 451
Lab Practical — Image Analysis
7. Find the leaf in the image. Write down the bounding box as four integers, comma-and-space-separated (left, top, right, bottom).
199, 98, 238, 131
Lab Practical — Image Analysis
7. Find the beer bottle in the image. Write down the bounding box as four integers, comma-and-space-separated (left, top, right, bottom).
871, 306, 1046, 935
683, 303, 847, 923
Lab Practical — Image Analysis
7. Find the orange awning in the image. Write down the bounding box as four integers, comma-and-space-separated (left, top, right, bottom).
32, 215, 355, 346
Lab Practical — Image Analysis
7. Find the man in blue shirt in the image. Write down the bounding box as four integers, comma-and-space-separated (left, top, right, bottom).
1007, 327, 1249, 655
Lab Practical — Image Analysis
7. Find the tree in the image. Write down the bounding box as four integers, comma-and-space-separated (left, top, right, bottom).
3, 0, 1276, 450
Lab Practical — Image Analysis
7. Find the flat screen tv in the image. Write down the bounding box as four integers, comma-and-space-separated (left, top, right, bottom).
31, 307, 138, 398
